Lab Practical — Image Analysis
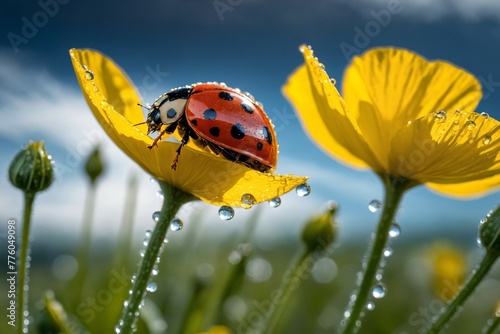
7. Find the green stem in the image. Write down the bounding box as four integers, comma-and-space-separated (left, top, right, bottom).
18, 191, 36, 334
426, 250, 499, 334
483, 311, 500, 334
261, 249, 313, 334
341, 176, 409, 334
117, 181, 195, 334
74, 182, 97, 305
114, 173, 139, 271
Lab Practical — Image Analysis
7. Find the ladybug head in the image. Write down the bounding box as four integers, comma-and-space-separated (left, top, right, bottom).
145, 95, 187, 134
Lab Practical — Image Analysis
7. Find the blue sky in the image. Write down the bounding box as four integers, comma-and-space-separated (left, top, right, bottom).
1, 0, 500, 247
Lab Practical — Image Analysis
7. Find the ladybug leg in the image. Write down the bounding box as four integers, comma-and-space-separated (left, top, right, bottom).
171, 129, 191, 170
148, 123, 177, 149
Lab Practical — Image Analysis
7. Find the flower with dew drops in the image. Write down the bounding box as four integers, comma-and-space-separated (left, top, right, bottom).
69, 48, 307, 207
283, 45, 500, 197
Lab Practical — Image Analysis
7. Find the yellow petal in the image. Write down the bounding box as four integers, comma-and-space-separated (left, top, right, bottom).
70, 48, 307, 207
426, 174, 500, 198
283, 45, 382, 171
389, 110, 500, 187
343, 48, 482, 170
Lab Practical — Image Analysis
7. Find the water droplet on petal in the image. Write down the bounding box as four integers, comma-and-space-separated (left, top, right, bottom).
241, 193, 256, 209
383, 247, 393, 257
482, 135, 492, 145
330, 78, 336, 85
371, 283, 386, 299
268, 197, 281, 208
296, 183, 311, 197
435, 110, 447, 122
481, 112, 489, 119
368, 200, 381, 213
219, 206, 235, 220
146, 282, 157, 292
170, 218, 183, 231
152, 211, 161, 223
466, 121, 476, 131
389, 223, 401, 238
244, 91, 255, 102
100, 100, 108, 109
84, 70, 94, 81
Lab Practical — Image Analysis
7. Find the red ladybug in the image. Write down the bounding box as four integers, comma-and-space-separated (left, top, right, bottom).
142, 82, 278, 172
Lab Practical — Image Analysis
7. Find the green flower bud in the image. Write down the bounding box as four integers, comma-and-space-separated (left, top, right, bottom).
36, 291, 73, 334
9, 141, 54, 193
85, 146, 105, 184
478, 204, 500, 253
301, 201, 338, 252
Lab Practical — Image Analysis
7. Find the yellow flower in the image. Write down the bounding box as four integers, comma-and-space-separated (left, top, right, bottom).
70, 49, 307, 207
283, 45, 500, 197
426, 242, 466, 301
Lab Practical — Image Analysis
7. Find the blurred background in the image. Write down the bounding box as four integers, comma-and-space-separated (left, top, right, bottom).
1, 0, 500, 333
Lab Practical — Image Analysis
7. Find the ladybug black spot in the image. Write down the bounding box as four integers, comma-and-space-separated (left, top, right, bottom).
241, 102, 254, 114
263, 126, 272, 145
209, 127, 220, 137
230, 123, 245, 140
191, 119, 198, 126
219, 91, 233, 101
167, 108, 177, 119
256, 142, 263, 151
203, 108, 217, 120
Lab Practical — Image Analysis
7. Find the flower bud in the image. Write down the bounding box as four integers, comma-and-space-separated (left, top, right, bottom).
301, 201, 338, 252
478, 204, 500, 253
85, 147, 105, 184
9, 141, 54, 193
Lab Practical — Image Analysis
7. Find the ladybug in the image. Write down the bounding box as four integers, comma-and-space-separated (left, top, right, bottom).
141, 82, 278, 172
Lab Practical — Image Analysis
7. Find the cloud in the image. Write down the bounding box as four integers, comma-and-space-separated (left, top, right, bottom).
346, 0, 500, 21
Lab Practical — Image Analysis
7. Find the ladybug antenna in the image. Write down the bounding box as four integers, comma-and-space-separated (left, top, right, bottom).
133, 103, 151, 127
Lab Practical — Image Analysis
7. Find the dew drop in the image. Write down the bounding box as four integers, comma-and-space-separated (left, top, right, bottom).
330, 78, 336, 85
480, 112, 489, 119
296, 183, 311, 197
156, 190, 164, 199
170, 218, 183, 231
241, 193, 256, 209
219, 206, 235, 220
466, 121, 476, 131
371, 283, 386, 299
389, 223, 401, 238
434, 110, 447, 122
84, 70, 94, 81
383, 247, 393, 258
368, 200, 382, 213
146, 282, 157, 292
244, 91, 255, 102
145, 230, 152, 238
150, 177, 158, 184
152, 267, 159, 276
482, 135, 492, 145
366, 301, 375, 311
268, 197, 281, 208
100, 100, 108, 109
152, 211, 161, 223
319, 63, 326, 70
454, 109, 462, 117
143, 239, 149, 247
